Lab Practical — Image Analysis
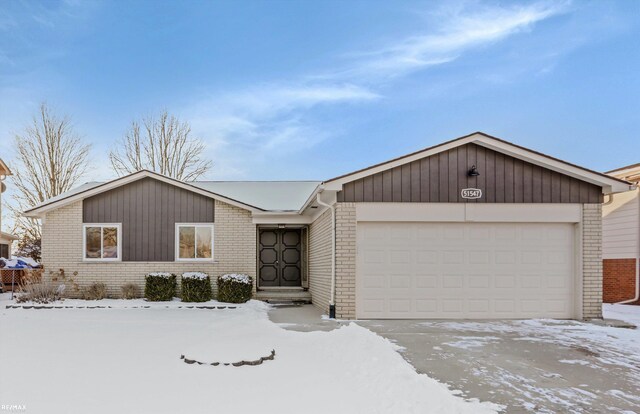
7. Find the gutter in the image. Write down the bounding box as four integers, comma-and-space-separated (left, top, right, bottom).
616, 185, 640, 304
315, 192, 336, 319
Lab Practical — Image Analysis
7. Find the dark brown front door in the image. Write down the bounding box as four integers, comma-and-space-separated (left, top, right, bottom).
258, 228, 302, 287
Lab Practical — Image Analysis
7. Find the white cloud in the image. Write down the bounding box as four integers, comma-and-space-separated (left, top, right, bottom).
183, 83, 378, 178
181, 1, 571, 178
336, 1, 571, 80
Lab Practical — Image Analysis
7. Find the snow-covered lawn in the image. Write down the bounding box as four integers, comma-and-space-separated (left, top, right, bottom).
0, 294, 498, 414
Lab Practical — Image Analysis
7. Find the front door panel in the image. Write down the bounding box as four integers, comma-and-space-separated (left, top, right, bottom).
258, 229, 302, 287
259, 230, 279, 287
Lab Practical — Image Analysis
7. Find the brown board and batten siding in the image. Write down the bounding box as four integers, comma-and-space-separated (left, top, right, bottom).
83, 177, 215, 262
337, 143, 602, 203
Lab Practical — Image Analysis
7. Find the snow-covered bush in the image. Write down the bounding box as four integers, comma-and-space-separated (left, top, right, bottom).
121, 283, 139, 299
83, 282, 107, 300
181, 272, 212, 302
144, 273, 176, 301
182, 272, 208, 280
217, 274, 252, 303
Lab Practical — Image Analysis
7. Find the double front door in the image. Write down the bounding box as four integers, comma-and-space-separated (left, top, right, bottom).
258, 228, 302, 287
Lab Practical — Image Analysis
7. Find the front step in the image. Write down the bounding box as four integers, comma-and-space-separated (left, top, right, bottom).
255, 289, 312, 304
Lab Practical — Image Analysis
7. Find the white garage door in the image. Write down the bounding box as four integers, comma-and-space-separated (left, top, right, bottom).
356, 222, 576, 319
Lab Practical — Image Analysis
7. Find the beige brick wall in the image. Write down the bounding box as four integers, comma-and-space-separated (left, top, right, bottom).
41, 199, 257, 298
582, 203, 603, 319
335, 202, 356, 319
308, 208, 332, 314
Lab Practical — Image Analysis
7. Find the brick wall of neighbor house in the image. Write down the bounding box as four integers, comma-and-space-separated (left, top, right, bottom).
334, 203, 356, 319
603, 258, 637, 303
582, 203, 603, 319
308, 209, 332, 314
41, 199, 256, 297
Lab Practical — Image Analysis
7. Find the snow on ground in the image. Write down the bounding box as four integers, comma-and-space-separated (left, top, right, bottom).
0, 293, 499, 414
603, 303, 640, 327
420, 309, 640, 413
4, 296, 239, 309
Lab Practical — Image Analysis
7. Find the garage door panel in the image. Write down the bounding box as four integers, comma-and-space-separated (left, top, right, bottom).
356, 222, 575, 319
468, 274, 491, 288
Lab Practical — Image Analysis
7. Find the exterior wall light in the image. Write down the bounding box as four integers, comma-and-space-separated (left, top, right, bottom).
468, 165, 480, 177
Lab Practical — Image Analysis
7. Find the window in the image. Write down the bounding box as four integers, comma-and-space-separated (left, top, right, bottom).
176, 224, 214, 261
83, 224, 121, 261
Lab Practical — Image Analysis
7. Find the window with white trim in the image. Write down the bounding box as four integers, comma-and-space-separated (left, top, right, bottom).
176, 224, 214, 261
83, 224, 121, 261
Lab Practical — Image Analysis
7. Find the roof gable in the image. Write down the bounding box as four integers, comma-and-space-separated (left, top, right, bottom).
337, 142, 603, 203
24, 170, 264, 217
325, 132, 631, 195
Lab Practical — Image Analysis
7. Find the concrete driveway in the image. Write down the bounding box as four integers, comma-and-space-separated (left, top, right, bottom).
269, 305, 640, 414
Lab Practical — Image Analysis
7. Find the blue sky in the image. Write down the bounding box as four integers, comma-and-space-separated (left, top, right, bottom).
0, 0, 639, 186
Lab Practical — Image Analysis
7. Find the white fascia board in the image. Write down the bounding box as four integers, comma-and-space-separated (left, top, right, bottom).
323, 135, 478, 191
24, 170, 262, 218
252, 213, 314, 225
473, 137, 632, 194
0, 231, 19, 241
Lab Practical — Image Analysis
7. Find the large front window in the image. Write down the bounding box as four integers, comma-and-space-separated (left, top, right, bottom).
83, 224, 121, 261
176, 224, 213, 261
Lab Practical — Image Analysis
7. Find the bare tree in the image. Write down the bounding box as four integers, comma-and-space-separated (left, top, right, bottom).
10, 103, 91, 253
109, 110, 211, 181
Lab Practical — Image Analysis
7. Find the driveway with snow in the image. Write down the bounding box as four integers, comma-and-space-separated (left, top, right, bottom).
354, 304, 640, 414
0, 294, 498, 414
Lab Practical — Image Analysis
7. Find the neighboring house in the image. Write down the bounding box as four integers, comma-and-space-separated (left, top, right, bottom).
602, 163, 640, 303
24, 132, 631, 320
0, 159, 18, 258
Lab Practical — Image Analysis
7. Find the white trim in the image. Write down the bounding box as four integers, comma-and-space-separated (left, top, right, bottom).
24, 170, 262, 218
355, 203, 582, 223
175, 223, 215, 262
82, 223, 122, 262
324, 133, 631, 194
252, 213, 317, 224
574, 221, 584, 320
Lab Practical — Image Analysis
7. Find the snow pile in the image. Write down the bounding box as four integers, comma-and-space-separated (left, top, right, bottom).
0, 294, 499, 414
16, 256, 40, 267
146, 272, 174, 278
220, 273, 251, 284
182, 272, 208, 280
603, 303, 640, 327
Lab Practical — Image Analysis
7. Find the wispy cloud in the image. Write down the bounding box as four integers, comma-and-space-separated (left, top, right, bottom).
183, 83, 378, 177
183, 1, 571, 178
336, 1, 571, 80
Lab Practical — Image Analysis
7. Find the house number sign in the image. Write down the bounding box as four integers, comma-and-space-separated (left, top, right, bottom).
461, 188, 482, 199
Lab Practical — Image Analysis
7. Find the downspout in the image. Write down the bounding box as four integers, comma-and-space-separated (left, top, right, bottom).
616, 186, 640, 304
316, 193, 336, 319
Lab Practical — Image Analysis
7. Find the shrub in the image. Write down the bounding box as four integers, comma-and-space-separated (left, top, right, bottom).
181, 272, 212, 302
121, 283, 139, 299
83, 282, 107, 300
48, 268, 80, 296
16, 268, 68, 303
144, 273, 176, 301
217, 274, 252, 303
16, 281, 65, 304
